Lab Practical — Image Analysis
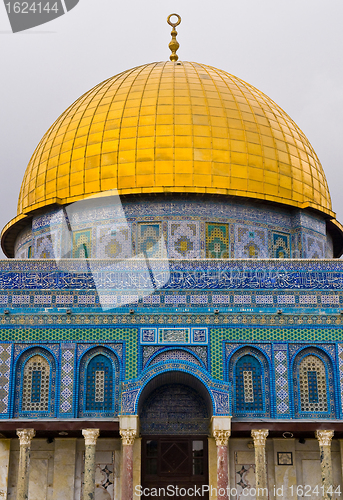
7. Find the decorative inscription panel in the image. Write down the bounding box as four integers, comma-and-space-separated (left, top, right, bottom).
141, 327, 208, 345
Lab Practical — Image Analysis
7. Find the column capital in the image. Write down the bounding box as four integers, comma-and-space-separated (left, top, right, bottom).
316, 430, 334, 446
251, 429, 269, 446
82, 428, 100, 446
120, 429, 137, 446
16, 428, 35, 446
213, 429, 231, 447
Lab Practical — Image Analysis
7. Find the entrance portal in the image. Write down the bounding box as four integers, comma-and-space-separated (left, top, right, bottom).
139, 376, 212, 499
141, 436, 208, 499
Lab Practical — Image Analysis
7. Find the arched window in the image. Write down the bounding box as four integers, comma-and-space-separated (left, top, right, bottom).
13, 348, 56, 418
85, 354, 113, 412
293, 349, 336, 418
299, 355, 327, 412
235, 355, 263, 413
22, 355, 50, 412
229, 348, 271, 418
78, 348, 119, 418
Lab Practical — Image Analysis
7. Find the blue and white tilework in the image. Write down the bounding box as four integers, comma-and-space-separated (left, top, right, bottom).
14, 197, 334, 259
149, 349, 202, 367
96, 224, 131, 259
338, 344, 343, 414
59, 344, 75, 416
273, 344, 291, 417
234, 226, 268, 258
168, 221, 200, 259
0, 344, 12, 416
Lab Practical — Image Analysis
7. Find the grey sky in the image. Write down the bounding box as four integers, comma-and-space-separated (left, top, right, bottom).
1, 0, 343, 258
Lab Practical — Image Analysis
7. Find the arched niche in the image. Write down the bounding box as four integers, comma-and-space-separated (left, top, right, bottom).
138, 371, 213, 435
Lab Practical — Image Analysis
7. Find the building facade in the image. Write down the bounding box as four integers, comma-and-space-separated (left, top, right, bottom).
1, 30, 343, 500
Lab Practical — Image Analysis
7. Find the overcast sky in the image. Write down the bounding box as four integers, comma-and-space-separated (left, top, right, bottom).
1, 0, 343, 258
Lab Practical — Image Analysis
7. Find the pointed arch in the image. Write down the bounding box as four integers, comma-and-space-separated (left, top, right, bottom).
13, 347, 57, 418
78, 347, 120, 417
228, 347, 271, 418
292, 347, 336, 418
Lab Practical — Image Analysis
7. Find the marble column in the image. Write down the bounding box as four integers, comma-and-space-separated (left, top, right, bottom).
315, 430, 334, 500
213, 430, 231, 500
119, 415, 139, 500
0, 438, 11, 498
211, 416, 232, 500
120, 429, 137, 500
16, 428, 35, 500
251, 429, 269, 500
82, 428, 100, 500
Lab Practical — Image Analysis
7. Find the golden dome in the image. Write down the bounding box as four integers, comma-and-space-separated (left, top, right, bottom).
2, 61, 338, 255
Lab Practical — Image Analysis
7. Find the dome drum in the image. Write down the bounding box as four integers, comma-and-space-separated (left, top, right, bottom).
13, 195, 335, 260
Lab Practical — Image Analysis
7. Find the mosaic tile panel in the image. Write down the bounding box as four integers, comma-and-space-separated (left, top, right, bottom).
234, 226, 268, 258
305, 234, 325, 259
211, 329, 343, 381
35, 233, 59, 259
72, 230, 92, 258
168, 221, 200, 259
159, 328, 189, 343
206, 223, 229, 258
0, 344, 12, 416
338, 344, 343, 414
137, 223, 162, 257
273, 344, 290, 417
272, 232, 290, 258
148, 349, 202, 367
96, 225, 131, 259
59, 344, 75, 416
141, 328, 157, 344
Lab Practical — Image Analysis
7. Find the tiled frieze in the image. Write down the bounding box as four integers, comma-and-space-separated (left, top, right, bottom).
3, 259, 343, 293
15, 198, 334, 259
1, 289, 342, 313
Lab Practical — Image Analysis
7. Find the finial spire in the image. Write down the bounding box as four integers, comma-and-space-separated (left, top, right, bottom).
167, 13, 181, 62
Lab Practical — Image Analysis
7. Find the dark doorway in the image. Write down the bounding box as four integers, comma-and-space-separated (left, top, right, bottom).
139, 378, 211, 499
141, 436, 209, 499
140, 383, 210, 435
